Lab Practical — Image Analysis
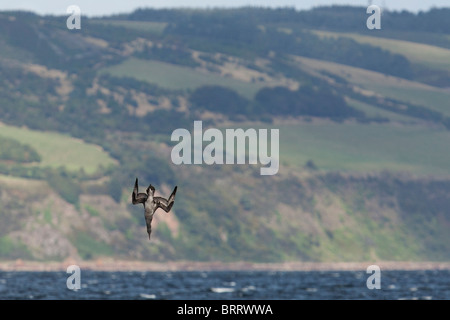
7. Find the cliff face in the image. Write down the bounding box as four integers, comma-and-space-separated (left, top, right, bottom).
1, 169, 449, 263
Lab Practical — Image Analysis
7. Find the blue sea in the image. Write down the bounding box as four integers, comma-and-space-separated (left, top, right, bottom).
0, 270, 449, 300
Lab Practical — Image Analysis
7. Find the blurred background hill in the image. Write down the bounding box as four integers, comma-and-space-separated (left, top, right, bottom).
0, 6, 449, 263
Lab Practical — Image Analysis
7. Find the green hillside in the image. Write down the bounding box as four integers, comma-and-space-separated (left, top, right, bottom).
278, 122, 450, 175
346, 98, 419, 123
292, 55, 450, 117
89, 20, 168, 35
0, 124, 117, 174
100, 57, 268, 99
312, 30, 450, 71
0, 7, 449, 263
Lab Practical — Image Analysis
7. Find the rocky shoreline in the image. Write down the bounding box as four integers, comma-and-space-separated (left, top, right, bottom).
1, 259, 450, 272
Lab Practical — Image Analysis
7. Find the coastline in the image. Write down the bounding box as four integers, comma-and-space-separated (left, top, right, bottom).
1, 259, 450, 272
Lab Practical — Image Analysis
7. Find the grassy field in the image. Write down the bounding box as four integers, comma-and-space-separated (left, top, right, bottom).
0, 36, 34, 63
293, 56, 450, 117
100, 58, 266, 99
89, 20, 168, 35
0, 174, 48, 189
346, 98, 420, 123
225, 121, 450, 176
275, 122, 450, 175
0, 124, 117, 174
312, 30, 450, 71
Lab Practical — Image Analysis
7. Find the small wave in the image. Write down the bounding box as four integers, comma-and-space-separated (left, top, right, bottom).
241, 285, 256, 292
331, 272, 340, 278
140, 293, 156, 299
398, 297, 419, 300
211, 287, 234, 293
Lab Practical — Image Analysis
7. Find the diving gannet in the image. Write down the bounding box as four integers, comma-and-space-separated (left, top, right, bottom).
132, 178, 177, 240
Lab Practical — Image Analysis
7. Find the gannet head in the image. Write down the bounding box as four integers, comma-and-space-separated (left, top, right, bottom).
146, 184, 155, 196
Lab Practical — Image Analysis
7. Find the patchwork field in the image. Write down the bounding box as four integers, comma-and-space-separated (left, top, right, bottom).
345, 98, 420, 123
88, 20, 168, 35
0, 123, 117, 174
293, 55, 450, 117
100, 58, 267, 99
226, 121, 450, 176
312, 30, 450, 71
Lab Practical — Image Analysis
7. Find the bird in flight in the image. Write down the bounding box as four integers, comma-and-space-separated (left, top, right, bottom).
132, 178, 177, 240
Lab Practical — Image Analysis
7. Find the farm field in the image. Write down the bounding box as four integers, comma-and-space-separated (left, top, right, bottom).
100, 58, 266, 99
311, 30, 450, 71
88, 19, 168, 35
261, 122, 450, 176
293, 55, 450, 117
345, 98, 420, 123
0, 123, 117, 174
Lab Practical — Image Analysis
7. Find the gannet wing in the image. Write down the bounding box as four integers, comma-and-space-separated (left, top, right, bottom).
154, 186, 177, 212
132, 178, 148, 204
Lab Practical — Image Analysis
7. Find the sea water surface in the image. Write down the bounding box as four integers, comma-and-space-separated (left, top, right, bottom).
0, 270, 449, 300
